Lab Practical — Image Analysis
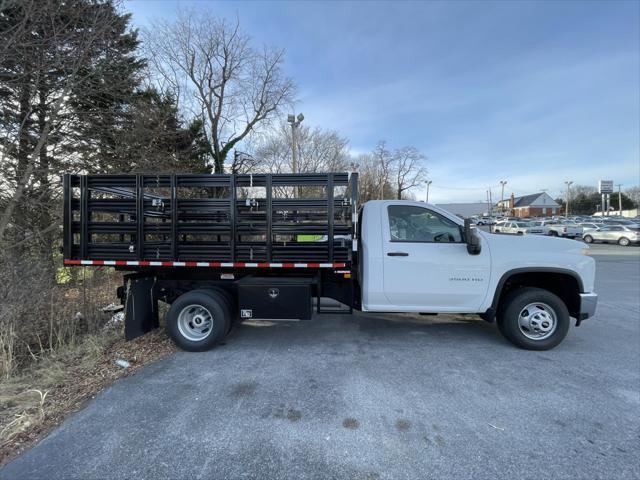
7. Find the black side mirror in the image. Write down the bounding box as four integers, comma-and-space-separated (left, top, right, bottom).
464, 218, 481, 255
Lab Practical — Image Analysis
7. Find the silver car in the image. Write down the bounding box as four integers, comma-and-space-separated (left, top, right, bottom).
494, 221, 544, 235
583, 225, 640, 246
579, 222, 601, 232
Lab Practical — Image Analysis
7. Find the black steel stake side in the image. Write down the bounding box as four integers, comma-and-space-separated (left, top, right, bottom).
327, 173, 334, 262
66, 172, 355, 265
266, 174, 273, 262
170, 174, 177, 260
62, 174, 72, 259
136, 174, 144, 260
350, 172, 359, 266
229, 174, 236, 262
80, 175, 88, 259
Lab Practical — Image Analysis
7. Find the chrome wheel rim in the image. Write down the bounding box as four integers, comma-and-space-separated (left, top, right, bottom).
177, 304, 214, 341
518, 302, 557, 340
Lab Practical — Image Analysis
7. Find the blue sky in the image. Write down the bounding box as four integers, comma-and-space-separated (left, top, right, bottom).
126, 0, 639, 203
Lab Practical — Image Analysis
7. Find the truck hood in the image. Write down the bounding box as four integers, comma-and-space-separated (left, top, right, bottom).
477, 229, 595, 292
479, 230, 586, 255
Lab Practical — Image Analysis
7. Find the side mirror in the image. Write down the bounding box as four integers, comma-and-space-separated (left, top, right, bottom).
464, 218, 481, 255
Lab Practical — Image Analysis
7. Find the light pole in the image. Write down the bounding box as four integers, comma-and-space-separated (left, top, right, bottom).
425, 180, 432, 203
287, 113, 304, 173
287, 113, 304, 197
499, 180, 507, 214
616, 184, 623, 216
564, 180, 573, 217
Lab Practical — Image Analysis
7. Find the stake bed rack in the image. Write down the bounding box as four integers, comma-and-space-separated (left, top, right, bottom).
62, 173, 358, 269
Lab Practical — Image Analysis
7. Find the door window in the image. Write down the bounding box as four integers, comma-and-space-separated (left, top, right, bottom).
388, 205, 462, 243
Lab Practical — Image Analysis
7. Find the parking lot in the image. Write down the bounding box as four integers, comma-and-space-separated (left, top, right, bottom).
2, 251, 639, 480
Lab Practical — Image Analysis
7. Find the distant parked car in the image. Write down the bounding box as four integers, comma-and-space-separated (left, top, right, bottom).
579, 222, 601, 233
537, 220, 583, 239
583, 226, 640, 246
493, 221, 542, 235
601, 219, 640, 228
475, 216, 496, 226
527, 221, 551, 235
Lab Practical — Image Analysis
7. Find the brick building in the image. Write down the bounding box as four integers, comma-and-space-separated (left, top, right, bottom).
496, 192, 560, 218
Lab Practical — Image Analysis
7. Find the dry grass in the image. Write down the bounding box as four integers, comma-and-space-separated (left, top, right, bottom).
0, 322, 17, 380
0, 325, 176, 465
0, 257, 177, 466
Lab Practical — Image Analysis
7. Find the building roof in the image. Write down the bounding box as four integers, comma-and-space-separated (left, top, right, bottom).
514, 193, 544, 207
498, 192, 560, 209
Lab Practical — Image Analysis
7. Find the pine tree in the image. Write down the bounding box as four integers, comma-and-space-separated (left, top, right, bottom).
0, 0, 146, 275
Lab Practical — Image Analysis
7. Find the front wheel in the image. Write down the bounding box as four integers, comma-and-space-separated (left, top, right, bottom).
618, 237, 630, 246
583, 235, 593, 243
497, 287, 570, 350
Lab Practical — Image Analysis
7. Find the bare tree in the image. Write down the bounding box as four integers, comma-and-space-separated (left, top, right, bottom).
392, 146, 427, 199
354, 153, 383, 203
353, 142, 427, 201
625, 186, 640, 208
144, 13, 295, 173
371, 141, 394, 199
253, 121, 349, 174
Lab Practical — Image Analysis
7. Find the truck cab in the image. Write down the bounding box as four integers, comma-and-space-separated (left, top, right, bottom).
359, 200, 597, 350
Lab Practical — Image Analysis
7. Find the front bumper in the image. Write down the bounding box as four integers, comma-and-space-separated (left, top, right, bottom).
578, 292, 598, 322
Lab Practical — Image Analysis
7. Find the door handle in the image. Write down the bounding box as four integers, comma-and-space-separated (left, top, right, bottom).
387, 251, 409, 256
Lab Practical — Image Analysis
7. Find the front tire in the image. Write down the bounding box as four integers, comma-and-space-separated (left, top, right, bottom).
583, 235, 593, 244
497, 287, 570, 350
166, 290, 230, 351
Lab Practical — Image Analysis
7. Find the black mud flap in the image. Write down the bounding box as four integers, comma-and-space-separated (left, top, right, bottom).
123, 275, 159, 340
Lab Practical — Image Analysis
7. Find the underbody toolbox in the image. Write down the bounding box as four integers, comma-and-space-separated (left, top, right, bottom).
238, 277, 313, 320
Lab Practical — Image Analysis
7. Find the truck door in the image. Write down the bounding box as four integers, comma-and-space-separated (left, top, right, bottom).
382, 203, 491, 311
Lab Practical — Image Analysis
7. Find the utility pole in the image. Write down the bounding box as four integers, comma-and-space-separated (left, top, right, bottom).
486, 190, 492, 217
287, 113, 304, 196
617, 184, 623, 216
499, 180, 507, 214
564, 180, 573, 217
425, 180, 432, 203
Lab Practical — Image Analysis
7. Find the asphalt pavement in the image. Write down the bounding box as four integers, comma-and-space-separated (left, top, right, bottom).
2, 252, 639, 480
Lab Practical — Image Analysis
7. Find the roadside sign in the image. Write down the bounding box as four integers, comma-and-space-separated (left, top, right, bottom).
598, 180, 613, 194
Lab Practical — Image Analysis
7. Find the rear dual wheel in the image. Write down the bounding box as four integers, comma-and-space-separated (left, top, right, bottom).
166, 289, 234, 352
497, 287, 570, 350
